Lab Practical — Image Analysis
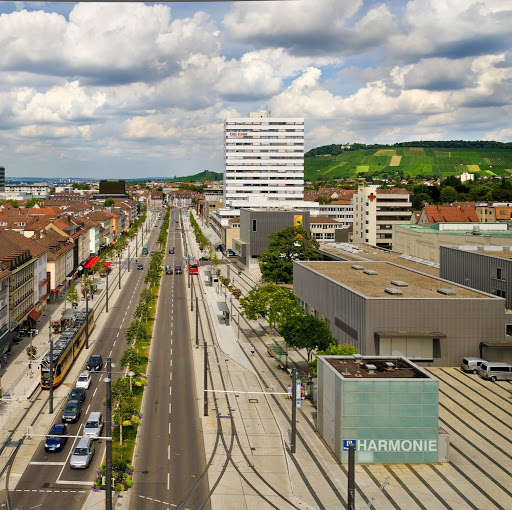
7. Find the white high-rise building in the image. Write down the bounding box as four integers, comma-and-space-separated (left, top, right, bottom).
223, 111, 304, 209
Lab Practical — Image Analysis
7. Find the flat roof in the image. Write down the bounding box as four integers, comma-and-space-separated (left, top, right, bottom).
317, 243, 440, 276
398, 223, 512, 237
299, 261, 491, 299
322, 356, 434, 379
476, 249, 512, 260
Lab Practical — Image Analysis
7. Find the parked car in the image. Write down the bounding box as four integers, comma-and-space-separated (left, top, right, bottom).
70, 437, 95, 469
174, 265, 182, 274
461, 357, 487, 374
478, 362, 512, 382
150, 250, 155, 255
62, 399, 82, 423
169, 248, 175, 254
83, 412, 104, 439
87, 354, 103, 372
154, 225, 158, 229
45, 423, 69, 452
137, 264, 144, 270
76, 371, 91, 390
69, 386, 87, 404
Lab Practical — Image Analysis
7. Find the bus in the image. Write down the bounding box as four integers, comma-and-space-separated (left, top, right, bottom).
40, 309, 95, 389
142, 246, 148, 255
189, 259, 199, 275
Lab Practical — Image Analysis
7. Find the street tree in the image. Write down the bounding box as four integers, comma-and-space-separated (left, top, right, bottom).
258, 226, 321, 284
111, 377, 137, 446
280, 315, 336, 365
65, 282, 79, 309
104, 197, 115, 207
240, 283, 302, 334
81, 274, 93, 299
120, 348, 143, 374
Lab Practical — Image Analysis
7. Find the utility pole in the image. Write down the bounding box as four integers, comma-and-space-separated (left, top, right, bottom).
191, 280, 194, 311
105, 357, 113, 510
203, 340, 208, 416
118, 254, 121, 289
49, 321, 54, 414
85, 292, 89, 349
291, 367, 297, 453
347, 443, 355, 510
106, 270, 109, 313
195, 297, 199, 348
127, 243, 130, 272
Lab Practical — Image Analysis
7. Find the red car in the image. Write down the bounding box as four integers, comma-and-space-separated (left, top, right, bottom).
174, 266, 182, 274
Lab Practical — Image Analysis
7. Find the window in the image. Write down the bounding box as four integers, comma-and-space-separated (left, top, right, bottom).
493, 267, 506, 281
252, 219, 257, 232
506, 325, 512, 336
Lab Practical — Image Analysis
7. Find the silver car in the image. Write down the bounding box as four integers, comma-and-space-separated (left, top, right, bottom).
83, 412, 104, 439
70, 437, 95, 469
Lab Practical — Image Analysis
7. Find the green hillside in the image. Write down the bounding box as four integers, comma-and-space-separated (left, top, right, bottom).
305, 147, 512, 180
169, 170, 223, 182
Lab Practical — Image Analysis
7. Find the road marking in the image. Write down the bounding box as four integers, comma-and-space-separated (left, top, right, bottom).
168, 446, 170, 460
56, 480, 92, 486
93, 387, 97, 397
169, 386, 172, 396
29, 461, 65, 466
109, 350, 113, 357
169, 423, 170, 434
113, 340, 116, 347
169, 403, 172, 414
116, 332, 120, 337
167, 472, 170, 490
86, 404, 90, 414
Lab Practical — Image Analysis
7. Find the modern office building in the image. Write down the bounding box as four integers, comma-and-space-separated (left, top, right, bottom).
223, 111, 304, 209
293, 260, 507, 366
0, 167, 5, 192
352, 185, 412, 250
317, 355, 446, 464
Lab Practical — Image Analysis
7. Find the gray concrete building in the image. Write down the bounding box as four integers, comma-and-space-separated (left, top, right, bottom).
234, 208, 310, 267
293, 260, 507, 366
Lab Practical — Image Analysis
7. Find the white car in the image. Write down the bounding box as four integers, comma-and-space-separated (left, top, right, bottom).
76, 371, 92, 389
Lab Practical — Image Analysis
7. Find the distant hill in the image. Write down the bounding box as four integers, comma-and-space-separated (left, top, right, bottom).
305, 142, 512, 180
168, 170, 223, 183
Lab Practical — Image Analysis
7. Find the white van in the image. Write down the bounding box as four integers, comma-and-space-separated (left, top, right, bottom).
478, 362, 512, 382
461, 357, 487, 374
83, 412, 104, 439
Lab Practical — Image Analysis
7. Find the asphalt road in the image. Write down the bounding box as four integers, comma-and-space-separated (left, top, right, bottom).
129, 209, 210, 509
6, 213, 161, 510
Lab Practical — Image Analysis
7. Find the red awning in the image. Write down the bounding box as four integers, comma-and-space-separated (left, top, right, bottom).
83, 256, 100, 269
28, 309, 41, 322
103, 261, 112, 268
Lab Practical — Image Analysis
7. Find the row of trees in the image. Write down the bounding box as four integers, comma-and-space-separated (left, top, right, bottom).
189, 212, 220, 267
239, 283, 357, 374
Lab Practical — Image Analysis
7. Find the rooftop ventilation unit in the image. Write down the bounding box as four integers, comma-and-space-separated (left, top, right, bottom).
365, 364, 377, 374
384, 362, 395, 370
363, 269, 378, 275
384, 287, 403, 295
351, 265, 364, 270
437, 288, 457, 296
391, 280, 408, 287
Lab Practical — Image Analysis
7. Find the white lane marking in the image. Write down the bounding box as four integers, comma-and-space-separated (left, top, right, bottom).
169, 423, 171, 434
93, 387, 97, 397
169, 403, 172, 414
109, 350, 113, 357
167, 472, 170, 490
113, 340, 116, 347
169, 386, 172, 396
86, 404, 90, 414
168, 446, 170, 460
29, 461, 65, 466
116, 332, 120, 337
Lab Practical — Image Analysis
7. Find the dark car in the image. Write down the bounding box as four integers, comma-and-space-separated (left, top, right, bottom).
150, 250, 155, 255
62, 399, 82, 423
45, 423, 69, 452
169, 248, 175, 254
199, 256, 209, 261
69, 387, 86, 405
174, 265, 182, 274
137, 264, 143, 270
87, 354, 103, 372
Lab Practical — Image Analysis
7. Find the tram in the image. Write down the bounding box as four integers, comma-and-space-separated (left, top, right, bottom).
40, 309, 95, 389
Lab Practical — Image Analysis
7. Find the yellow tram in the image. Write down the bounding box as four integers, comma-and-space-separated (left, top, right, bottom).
40, 309, 95, 389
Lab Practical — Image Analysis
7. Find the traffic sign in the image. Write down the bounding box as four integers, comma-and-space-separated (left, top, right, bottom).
343, 440, 357, 451
296, 379, 301, 408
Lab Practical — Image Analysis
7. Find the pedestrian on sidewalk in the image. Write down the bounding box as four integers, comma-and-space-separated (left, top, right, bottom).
28, 363, 33, 379
287, 385, 292, 399
250, 345, 255, 356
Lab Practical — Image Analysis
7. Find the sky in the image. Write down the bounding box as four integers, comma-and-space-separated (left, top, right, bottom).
0, 0, 511, 179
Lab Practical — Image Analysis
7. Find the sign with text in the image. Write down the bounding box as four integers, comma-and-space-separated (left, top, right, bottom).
296, 379, 302, 408
345, 439, 438, 452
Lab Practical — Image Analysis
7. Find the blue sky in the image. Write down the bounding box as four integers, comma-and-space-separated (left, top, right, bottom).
0, 1, 511, 179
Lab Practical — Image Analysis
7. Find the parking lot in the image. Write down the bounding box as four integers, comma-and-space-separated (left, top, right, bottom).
352, 367, 512, 509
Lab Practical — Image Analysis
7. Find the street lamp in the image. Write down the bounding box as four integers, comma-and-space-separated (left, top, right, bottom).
103, 358, 114, 510
118, 253, 122, 290
127, 370, 135, 393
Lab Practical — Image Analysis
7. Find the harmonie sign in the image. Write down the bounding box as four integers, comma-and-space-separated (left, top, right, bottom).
343, 439, 438, 452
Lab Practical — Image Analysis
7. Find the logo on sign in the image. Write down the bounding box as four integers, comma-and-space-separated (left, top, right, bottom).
343, 440, 357, 451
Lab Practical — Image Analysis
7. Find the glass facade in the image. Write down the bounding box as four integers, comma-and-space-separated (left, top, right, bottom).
340, 379, 439, 463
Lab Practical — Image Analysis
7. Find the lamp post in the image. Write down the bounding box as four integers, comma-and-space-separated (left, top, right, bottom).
85, 291, 89, 350
127, 243, 131, 272
204, 340, 208, 416
118, 253, 122, 290
106, 270, 109, 313
127, 370, 135, 393
104, 358, 113, 510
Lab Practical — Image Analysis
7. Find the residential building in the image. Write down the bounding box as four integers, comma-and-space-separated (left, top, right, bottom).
318, 201, 353, 228
352, 186, 412, 250
0, 269, 11, 355
149, 191, 163, 209
224, 110, 304, 209
293, 260, 507, 366
310, 217, 345, 242
476, 203, 512, 223
3, 183, 49, 197
0, 167, 4, 191
86, 211, 114, 248
393, 223, 512, 263
417, 204, 479, 225
76, 216, 101, 257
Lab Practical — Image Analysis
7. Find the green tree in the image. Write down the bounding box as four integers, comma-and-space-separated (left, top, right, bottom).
440, 186, 457, 204
111, 377, 137, 446
309, 343, 358, 377
104, 197, 115, 207
280, 315, 336, 365
0, 199, 19, 208
65, 282, 79, 309
120, 348, 143, 375
258, 226, 321, 284
239, 283, 302, 334
80, 274, 93, 299
25, 198, 43, 208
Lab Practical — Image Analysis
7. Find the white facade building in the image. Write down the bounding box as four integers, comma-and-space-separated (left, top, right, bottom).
224, 111, 304, 209
353, 185, 412, 250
